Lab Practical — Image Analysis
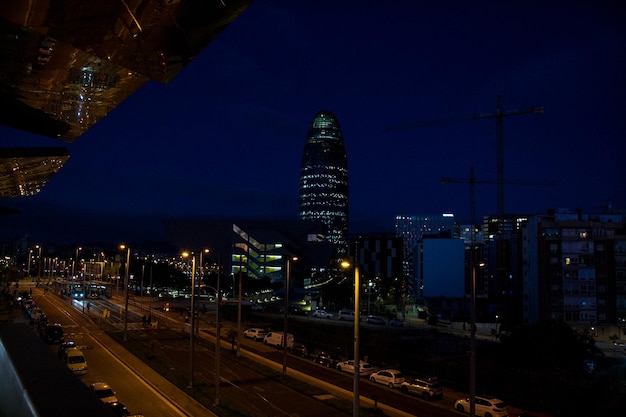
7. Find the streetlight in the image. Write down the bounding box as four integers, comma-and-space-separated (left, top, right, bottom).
182, 251, 196, 389
367, 280, 373, 316
27, 249, 32, 278
119, 244, 131, 342
470, 261, 484, 417
236, 258, 243, 357
73, 247, 82, 279
232, 252, 245, 357
140, 264, 145, 311
198, 248, 209, 337
342, 259, 360, 417
282, 256, 298, 375
36, 244, 42, 278
214, 255, 221, 407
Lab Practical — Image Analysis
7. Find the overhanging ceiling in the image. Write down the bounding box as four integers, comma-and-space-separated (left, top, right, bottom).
0, 0, 253, 197
1, 0, 253, 143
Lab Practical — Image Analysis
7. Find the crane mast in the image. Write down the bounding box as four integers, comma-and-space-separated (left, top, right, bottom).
472, 95, 544, 228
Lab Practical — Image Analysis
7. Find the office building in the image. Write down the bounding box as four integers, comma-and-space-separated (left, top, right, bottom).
395, 213, 459, 257
395, 213, 459, 299
298, 110, 349, 260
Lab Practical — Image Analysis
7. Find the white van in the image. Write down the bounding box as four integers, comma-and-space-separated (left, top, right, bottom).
338, 309, 356, 321
63, 347, 88, 375
263, 331, 294, 349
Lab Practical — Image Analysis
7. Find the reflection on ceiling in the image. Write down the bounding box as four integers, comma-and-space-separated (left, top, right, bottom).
0, 0, 253, 197
0, 148, 70, 198
1, 0, 253, 143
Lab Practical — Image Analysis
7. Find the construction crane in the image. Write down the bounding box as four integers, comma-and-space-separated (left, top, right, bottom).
473, 96, 544, 225
391, 96, 545, 331
442, 167, 557, 236
443, 165, 555, 341
388, 95, 544, 227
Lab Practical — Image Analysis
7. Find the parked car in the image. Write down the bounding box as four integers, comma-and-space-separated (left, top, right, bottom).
90, 382, 119, 404
107, 402, 131, 417
57, 341, 76, 359
23, 298, 36, 312
336, 360, 374, 376
311, 309, 334, 319
290, 344, 312, 358
366, 315, 386, 325
454, 395, 508, 417
369, 369, 405, 388
243, 328, 268, 341
338, 309, 355, 321
107, 401, 144, 417
400, 377, 443, 400
389, 318, 404, 327
312, 351, 342, 368
62, 347, 88, 375
288, 306, 308, 316
41, 323, 64, 344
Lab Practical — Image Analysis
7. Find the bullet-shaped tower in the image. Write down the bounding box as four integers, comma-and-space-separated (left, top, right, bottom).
298, 110, 349, 258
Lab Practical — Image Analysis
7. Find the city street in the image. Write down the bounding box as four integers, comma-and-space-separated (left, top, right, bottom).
10, 279, 579, 417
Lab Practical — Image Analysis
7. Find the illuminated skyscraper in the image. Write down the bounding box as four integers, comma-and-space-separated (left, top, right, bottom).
298, 110, 349, 258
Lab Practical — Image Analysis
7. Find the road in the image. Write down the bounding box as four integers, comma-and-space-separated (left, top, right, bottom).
33, 289, 190, 417
30, 285, 365, 417
29, 281, 531, 417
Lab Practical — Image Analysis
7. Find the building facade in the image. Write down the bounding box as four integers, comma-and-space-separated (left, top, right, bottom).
298, 110, 349, 260
521, 209, 626, 328
395, 213, 459, 257
395, 213, 459, 301
349, 233, 404, 282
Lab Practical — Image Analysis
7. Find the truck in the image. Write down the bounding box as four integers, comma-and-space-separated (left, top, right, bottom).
263, 331, 294, 349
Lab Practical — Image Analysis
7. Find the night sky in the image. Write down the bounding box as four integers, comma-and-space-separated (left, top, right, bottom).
2, 0, 625, 244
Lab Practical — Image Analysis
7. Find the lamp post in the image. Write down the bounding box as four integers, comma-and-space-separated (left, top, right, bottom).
140, 264, 145, 311
119, 244, 130, 342
214, 256, 221, 407
182, 251, 196, 389
149, 264, 153, 313
367, 280, 373, 316
73, 247, 82, 279
236, 263, 243, 357
198, 249, 209, 337
27, 250, 32, 278
342, 260, 361, 417
234, 252, 245, 357
36, 245, 42, 278
282, 256, 297, 375
470, 261, 485, 417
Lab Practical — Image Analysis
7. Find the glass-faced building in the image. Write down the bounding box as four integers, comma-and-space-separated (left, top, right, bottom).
298, 110, 349, 259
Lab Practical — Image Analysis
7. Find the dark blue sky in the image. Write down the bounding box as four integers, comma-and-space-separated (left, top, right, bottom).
2, 0, 625, 244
